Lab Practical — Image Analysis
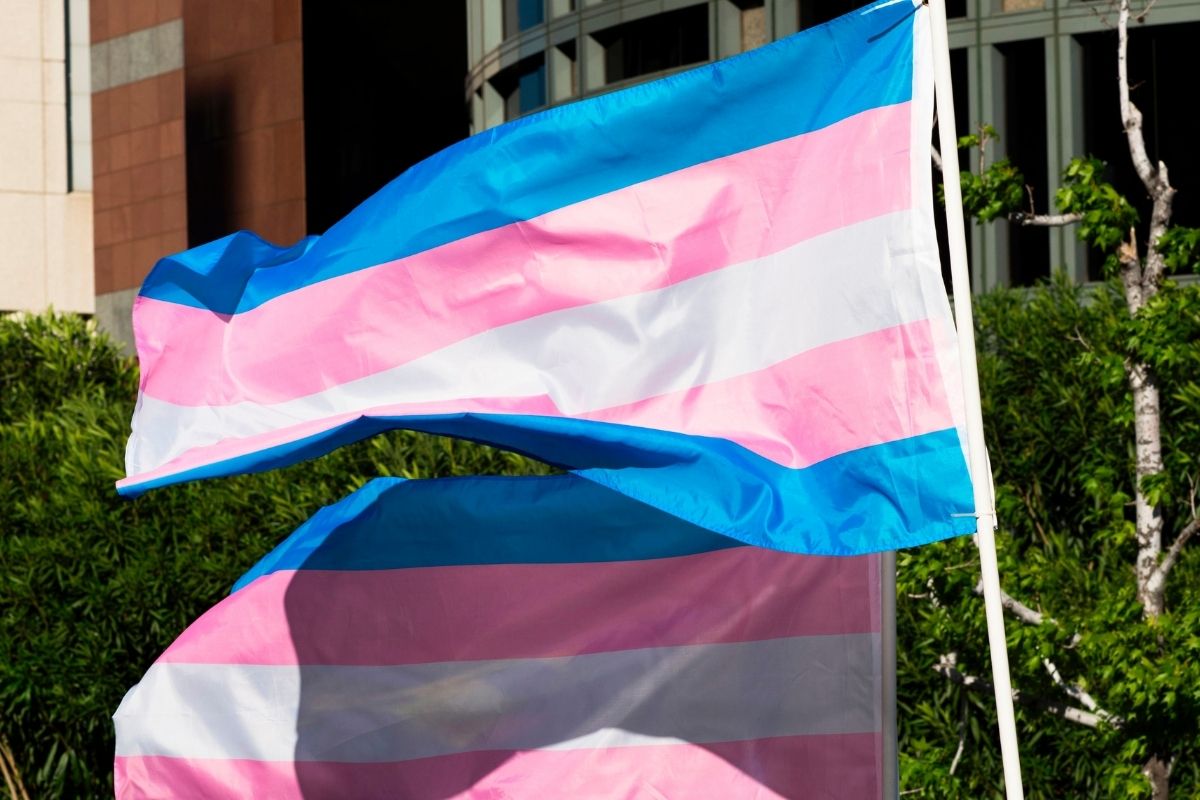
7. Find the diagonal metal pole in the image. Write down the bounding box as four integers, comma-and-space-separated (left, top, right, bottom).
881, 550, 898, 799
924, 0, 1026, 797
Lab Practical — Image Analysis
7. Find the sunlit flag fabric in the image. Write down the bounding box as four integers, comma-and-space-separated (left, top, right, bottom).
119, 0, 976, 555
114, 475, 890, 799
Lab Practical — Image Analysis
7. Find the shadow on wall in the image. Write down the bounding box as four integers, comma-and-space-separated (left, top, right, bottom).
184, 77, 237, 247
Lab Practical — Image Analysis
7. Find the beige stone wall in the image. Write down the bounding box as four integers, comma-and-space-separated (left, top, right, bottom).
0, 0, 95, 314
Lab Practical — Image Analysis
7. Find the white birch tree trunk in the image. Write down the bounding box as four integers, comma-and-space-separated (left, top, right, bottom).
1116, 0, 1175, 793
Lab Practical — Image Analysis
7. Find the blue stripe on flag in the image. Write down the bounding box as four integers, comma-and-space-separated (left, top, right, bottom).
137, 0, 918, 314
123, 413, 974, 557
232, 474, 741, 591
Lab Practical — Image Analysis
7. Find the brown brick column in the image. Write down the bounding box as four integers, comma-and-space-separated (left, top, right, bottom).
90, 0, 187, 346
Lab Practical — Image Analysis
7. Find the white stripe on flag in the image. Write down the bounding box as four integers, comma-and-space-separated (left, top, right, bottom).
115, 634, 881, 763
127, 209, 946, 474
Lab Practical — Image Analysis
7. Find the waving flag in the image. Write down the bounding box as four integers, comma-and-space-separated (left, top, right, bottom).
114, 475, 890, 799
119, 0, 975, 554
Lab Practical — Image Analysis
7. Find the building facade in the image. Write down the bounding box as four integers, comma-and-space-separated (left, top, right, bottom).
3, 0, 1195, 345
947, 0, 1199, 290
3, 0, 467, 348
0, 0, 94, 315
466, 0, 1200, 291
87, 0, 307, 345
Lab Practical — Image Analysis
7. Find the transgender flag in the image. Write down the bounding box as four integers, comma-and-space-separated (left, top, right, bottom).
114, 475, 891, 798
119, 0, 975, 555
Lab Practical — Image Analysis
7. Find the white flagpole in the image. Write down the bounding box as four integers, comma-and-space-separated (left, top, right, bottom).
925, 0, 1026, 797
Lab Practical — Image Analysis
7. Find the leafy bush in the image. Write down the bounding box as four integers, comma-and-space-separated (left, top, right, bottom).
899, 276, 1200, 798
0, 312, 549, 798
5, 281, 1199, 798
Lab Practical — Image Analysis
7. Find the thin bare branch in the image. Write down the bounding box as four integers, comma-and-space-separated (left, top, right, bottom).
1044, 658, 1094, 710
1119, 228, 1146, 313
1135, 0, 1160, 25
1118, 0, 1175, 295
933, 653, 1105, 728
966, 582, 1121, 725
931, 144, 943, 173
1041, 657, 1122, 725
0, 738, 31, 800
1009, 211, 1083, 227
1016, 485, 1049, 546
997, 587, 1046, 626
1070, 325, 1094, 353
1087, 1, 1115, 28
974, 580, 1045, 625
949, 693, 968, 776
1118, 0, 1157, 191
0, 749, 18, 800
973, 581, 1083, 647
1146, 516, 1200, 596
1191, 473, 1198, 520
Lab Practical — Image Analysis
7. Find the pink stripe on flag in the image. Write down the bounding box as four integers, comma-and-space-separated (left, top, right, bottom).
119, 318, 952, 491
135, 103, 913, 407
158, 548, 878, 666
583, 318, 952, 468
115, 732, 881, 799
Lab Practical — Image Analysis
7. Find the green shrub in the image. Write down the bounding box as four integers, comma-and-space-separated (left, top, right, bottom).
5, 279, 1199, 799
899, 276, 1200, 798
0, 312, 549, 798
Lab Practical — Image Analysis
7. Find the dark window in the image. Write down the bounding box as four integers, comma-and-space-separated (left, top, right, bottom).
594, 6, 709, 84
798, 0, 862, 28
302, 1, 469, 235
935, 48, 971, 294
518, 59, 547, 113
1000, 38, 1049, 286
505, 0, 544, 37
520, 0, 544, 29
800, 0, 963, 30
1079, 24, 1200, 279
492, 54, 547, 120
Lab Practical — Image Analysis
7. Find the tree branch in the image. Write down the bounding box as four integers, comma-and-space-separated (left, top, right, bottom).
967, 583, 1120, 724
1118, 0, 1157, 191
1013, 484, 1050, 547
1087, 1, 1115, 28
1008, 211, 1083, 227
0, 738, 30, 800
949, 693, 968, 776
931, 144, 943, 173
1146, 516, 1200, 597
1041, 656, 1121, 725
1135, 0, 1159, 21
1119, 227, 1146, 313
974, 580, 1056, 629
933, 653, 1106, 728
1118, 0, 1175, 293
994, 585, 1046, 625
974, 581, 1083, 647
